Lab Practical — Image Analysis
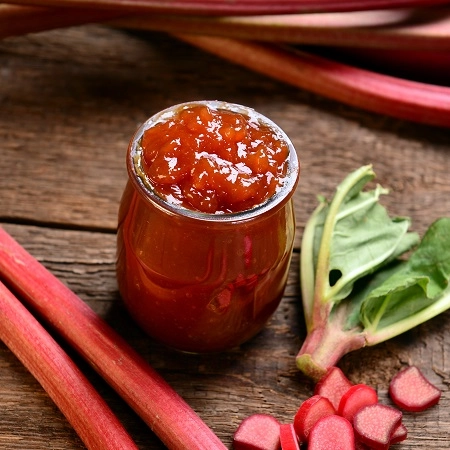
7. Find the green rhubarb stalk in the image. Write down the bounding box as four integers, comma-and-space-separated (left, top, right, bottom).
296, 165, 450, 380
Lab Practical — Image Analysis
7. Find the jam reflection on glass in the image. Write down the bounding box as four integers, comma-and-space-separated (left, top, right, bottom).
117, 101, 299, 353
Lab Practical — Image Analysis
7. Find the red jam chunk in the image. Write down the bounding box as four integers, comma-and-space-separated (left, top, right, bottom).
140, 104, 289, 213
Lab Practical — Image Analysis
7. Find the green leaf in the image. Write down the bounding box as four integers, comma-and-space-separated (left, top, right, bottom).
326, 192, 419, 302
304, 165, 419, 312
361, 217, 450, 333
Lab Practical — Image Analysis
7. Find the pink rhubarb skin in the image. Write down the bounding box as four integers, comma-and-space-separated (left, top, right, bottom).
0, 281, 138, 450
0, 227, 226, 450
177, 34, 450, 129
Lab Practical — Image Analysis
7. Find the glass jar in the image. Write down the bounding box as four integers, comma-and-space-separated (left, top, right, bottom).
116, 101, 300, 353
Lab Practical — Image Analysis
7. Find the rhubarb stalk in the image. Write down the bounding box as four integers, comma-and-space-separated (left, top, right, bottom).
0, 226, 226, 450
3, 0, 450, 15
0, 280, 138, 450
3, 4, 450, 51
177, 35, 450, 128
113, 6, 450, 51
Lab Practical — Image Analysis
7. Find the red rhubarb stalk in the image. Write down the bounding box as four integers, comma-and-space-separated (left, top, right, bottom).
3, 4, 450, 52
177, 34, 450, 128
0, 280, 138, 450
329, 47, 450, 84
0, 227, 226, 450
2, 0, 450, 15
113, 6, 450, 51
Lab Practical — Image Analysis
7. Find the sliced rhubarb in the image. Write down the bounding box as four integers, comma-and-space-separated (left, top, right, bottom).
233, 414, 281, 450
314, 366, 353, 410
390, 422, 408, 444
0, 281, 138, 449
308, 414, 355, 450
279, 423, 300, 450
293, 395, 335, 442
389, 365, 441, 412
353, 403, 402, 450
337, 384, 378, 423
0, 227, 226, 450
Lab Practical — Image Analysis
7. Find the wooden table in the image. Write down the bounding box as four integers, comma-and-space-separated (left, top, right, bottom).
1, 24, 449, 449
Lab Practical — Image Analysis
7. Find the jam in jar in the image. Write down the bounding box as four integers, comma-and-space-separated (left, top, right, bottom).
116, 101, 299, 353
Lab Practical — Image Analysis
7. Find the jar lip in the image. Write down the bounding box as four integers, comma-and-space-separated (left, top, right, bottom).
127, 100, 300, 223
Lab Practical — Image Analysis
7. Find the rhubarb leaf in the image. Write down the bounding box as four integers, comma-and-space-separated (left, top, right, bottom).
297, 166, 450, 381
360, 217, 450, 338
301, 165, 419, 329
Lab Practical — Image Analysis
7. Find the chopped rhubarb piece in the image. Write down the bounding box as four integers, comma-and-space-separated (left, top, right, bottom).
308, 415, 354, 450
389, 365, 441, 412
390, 422, 408, 444
314, 366, 353, 410
337, 384, 378, 423
233, 414, 281, 450
279, 423, 300, 450
353, 404, 402, 450
293, 395, 336, 442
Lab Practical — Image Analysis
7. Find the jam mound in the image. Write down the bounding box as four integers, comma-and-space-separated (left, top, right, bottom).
140, 104, 289, 214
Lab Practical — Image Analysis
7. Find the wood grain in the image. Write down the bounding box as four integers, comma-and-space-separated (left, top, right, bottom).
0, 24, 449, 449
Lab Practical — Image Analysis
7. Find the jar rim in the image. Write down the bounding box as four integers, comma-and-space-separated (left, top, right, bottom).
127, 100, 300, 223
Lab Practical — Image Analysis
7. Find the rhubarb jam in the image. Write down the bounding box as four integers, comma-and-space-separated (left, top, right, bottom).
116, 101, 299, 353
139, 103, 290, 214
